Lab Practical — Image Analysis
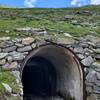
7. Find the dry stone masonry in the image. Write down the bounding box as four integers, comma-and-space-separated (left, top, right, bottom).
0, 35, 100, 100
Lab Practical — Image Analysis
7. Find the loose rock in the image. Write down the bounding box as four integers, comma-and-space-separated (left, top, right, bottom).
85, 35, 100, 43
57, 37, 75, 44
74, 46, 84, 54
9, 51, 25, 61
0, 41, 14, 48
86, 70, 97, 83
93, 49, 100, 54
0, 53, 8, 59
0, 37, 10, 41
96, 73, 100, 80
81, 56, 94, 66
15, 43, 24, 47
31, 43, 36, 49
63, 33, 73, 38
2, 62, 18, 70
3, 46, 17, 52
2, 83, 12, 93
22, 37, 34, 45
6, 56, 13, 63
77, 54, 85, 59
17, 46, 32, 52
94, 55, 100, 60
0, 48, 1, 52
92, 62, 100, 72
12, 71, 20, 82
0, 59, 6, 65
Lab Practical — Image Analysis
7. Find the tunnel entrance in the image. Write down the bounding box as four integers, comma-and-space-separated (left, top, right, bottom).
21, 44, 85, 100
22, 56, 57, 98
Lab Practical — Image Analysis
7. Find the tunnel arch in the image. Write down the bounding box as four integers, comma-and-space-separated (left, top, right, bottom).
22, 56, 57, 97
21, 44, 84, 100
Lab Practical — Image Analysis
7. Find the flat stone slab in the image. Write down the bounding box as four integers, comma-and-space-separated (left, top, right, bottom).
0, 41, 14, 48
17, 46, 32, 52
2, 46, 17, 52
0, 53, 8, 59
0, 37, 10, 41
9, 51, 25, 61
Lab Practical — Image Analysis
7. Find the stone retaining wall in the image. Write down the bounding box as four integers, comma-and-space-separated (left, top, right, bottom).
0, 36, 100, 100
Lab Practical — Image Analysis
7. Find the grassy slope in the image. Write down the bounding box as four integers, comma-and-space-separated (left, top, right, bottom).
0, 5, 100, 37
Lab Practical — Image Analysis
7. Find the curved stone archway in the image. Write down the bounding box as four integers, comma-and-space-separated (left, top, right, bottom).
21, 44, 84, 100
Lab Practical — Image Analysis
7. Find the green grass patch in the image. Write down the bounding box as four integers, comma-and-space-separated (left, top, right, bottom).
0, 5, 100, 37
0, 70, 19, 94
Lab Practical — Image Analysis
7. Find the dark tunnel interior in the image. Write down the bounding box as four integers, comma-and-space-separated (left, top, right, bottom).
22, 56, 57, 98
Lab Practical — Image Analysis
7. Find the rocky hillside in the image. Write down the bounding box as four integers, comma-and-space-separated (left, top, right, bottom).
0, 5, 100, 100
0, 5, 100, 37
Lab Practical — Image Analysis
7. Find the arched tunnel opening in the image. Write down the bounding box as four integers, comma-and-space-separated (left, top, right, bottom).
21, 44, 85, 100
22, 56, 57, 97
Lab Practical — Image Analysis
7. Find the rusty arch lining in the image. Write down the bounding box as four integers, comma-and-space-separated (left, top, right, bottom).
20, 44, 85, 100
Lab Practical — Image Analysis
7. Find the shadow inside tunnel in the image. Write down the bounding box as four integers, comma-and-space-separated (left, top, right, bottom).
22, 56, 57, 98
